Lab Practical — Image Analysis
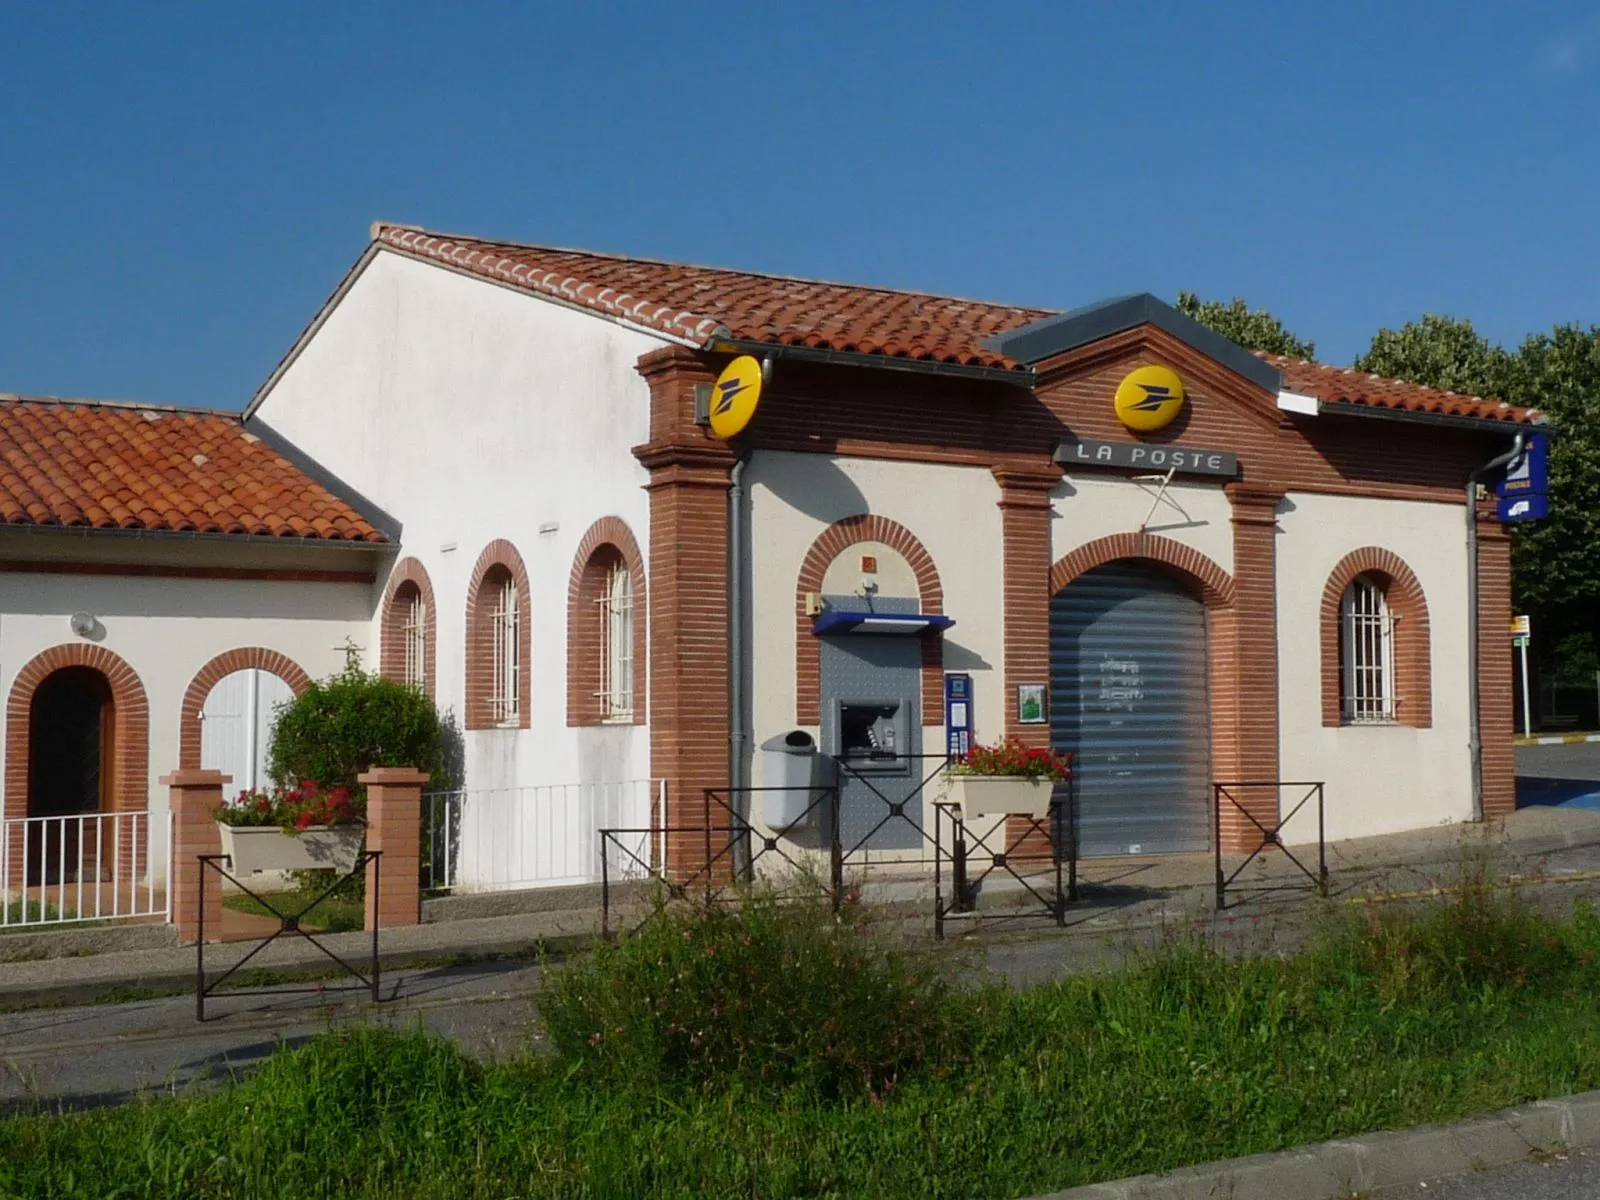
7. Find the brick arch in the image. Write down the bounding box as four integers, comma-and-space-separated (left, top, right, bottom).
1320, 547, 1432, 728
796, 515, 945, 725
568, 516, 648, 726
179, 648, 313, 770
464, 538, 532, 730
1049, 532, 1242, 797
379, 557, 437, 699
1049, 532, 1235, 609
5, 644, 150, 824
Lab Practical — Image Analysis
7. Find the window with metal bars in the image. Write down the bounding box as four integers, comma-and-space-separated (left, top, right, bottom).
489, 577, 519, 724
1340, 575, 1397, 724
402, 592, 427, 692
598, 561, 633, 720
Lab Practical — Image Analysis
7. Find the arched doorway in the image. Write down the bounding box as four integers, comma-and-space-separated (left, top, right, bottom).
200, 669, 297, 794
26, 666, 114, 884
1051, 562, 1212, 857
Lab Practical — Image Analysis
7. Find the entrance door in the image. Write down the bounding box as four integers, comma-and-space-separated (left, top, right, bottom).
819, 603, 923, 853
201, 668, 295, 795
27, 666, 113, 884
1050, 562, 1211, 857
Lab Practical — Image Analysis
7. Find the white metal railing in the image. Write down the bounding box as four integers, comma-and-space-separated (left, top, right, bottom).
424, 779, 661, 893
1, 810, 172, 928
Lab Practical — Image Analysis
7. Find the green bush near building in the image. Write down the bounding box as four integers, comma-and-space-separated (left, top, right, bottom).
10, 879, 1600, 1198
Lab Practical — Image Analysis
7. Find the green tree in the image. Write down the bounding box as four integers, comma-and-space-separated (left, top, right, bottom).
268, 653, 453, 794
1354, 313, 1515, 398
1175, 291, 1316, 359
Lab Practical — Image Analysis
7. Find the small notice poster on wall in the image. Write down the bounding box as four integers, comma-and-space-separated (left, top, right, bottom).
1017, 684, 1047, 724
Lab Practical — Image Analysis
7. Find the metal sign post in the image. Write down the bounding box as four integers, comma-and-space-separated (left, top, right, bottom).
1512, 615, 1532, 737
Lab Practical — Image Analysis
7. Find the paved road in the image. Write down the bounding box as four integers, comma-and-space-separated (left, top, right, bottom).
1378, 1148, 1600, 1198
1517, 742, 1600, 781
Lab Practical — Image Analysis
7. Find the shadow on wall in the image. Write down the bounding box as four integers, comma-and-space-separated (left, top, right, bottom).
753, 456, 870, 524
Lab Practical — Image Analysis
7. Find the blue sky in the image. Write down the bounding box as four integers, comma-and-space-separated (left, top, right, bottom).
2, 2, 1597, 409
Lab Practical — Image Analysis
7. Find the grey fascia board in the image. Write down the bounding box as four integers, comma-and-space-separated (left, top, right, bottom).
243, 417, 404, 544
982, 293, 1283, 394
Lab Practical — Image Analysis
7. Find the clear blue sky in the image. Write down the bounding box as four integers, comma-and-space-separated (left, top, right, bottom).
3, 2, 1597, 409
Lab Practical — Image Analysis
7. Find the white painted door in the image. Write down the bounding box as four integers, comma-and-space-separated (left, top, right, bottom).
200, 669, 295, 797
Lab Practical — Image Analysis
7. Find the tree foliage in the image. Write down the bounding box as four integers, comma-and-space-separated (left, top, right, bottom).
268, 653, 453, 794
1354, 313, 1515, 399
1175, 291, 1316, 359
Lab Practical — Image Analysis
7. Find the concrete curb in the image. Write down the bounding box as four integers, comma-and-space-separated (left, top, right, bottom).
1032, 1090, 1600, 1199
1516, 732, 1600, 746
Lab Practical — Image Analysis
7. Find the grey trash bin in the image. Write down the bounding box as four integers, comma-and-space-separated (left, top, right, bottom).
761, 730, 823, 829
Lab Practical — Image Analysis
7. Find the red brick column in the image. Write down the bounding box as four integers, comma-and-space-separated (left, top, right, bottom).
994, 462, 1062, 857
636, 346, 737, 884
1222, 485, 1285, 852
361, 767, 429, 929
1476, 514, 1516, 821
164, 769, 228, 945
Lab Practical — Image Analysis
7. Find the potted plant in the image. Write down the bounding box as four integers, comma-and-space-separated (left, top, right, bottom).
214, 781, 365, 875
946, 740, 1071, 819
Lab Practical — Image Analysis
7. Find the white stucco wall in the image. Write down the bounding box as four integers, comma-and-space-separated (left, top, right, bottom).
1275, 491, 1472, 843
0, 571, 370, 823
745, 451, 1006, 794
1050, 473, 1234, 575
253, 250, 666, 794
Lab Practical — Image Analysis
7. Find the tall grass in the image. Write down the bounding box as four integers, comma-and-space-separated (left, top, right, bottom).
9, 878, 1600, 1199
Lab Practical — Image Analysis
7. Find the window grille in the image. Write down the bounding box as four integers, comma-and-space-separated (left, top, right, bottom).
402, 593, 427, 691
1340, 576, 1396, 724
598, 561, 633, 720
490, 578, 519, 724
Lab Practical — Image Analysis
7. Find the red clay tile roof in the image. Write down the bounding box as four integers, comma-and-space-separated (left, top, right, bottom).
1261, 353, 1543, 426
374, 225, 1052, 371
0, 396, 386, 542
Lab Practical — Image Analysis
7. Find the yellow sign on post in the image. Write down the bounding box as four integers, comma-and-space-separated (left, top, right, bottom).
708, 355, 764, 439
1114, 365, 1186, 432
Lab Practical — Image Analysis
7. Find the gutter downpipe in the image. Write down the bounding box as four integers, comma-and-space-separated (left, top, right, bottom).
729, 455, 752, 878
1466, 430, 1526, 822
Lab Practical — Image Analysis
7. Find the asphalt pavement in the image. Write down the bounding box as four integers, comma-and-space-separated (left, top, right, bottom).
1377, 1147, 1600, 1198
1516, 743, 1600, 809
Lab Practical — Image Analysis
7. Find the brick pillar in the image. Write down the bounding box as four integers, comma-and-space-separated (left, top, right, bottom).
164, 769, 228, 945
637, 347, 738, 884
1476, 514, 1516, 821
360, 767, 429, 929
1222, 485, 1285, 852
994, 462, 1062, 857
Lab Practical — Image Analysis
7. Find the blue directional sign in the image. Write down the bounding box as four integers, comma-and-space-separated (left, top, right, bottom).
1497, 433, 1549, 523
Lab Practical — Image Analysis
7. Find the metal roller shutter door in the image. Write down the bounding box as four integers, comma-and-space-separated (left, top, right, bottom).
1050, 562, 1211, 857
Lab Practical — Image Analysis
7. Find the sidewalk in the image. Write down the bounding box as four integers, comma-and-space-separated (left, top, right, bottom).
5, 805, 1600, 1010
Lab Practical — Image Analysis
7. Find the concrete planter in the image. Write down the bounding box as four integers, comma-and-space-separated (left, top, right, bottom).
217, 823, 363, 874
948, 774, 1057, 819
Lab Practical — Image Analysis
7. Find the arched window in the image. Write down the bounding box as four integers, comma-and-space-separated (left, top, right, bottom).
1340, 574, 1396, 724
487, 568, 520, 724
567, 518, 647, 726
466, 541, 531, 730
600, 557, 634, 721
379, 558, 437, 699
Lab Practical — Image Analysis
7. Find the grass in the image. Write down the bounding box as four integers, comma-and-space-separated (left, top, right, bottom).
9, 875, 1600, 1198
222, 874, 365, 934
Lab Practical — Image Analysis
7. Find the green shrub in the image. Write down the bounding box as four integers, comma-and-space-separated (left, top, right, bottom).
268, 654, 451, 795
539, 886, 975, 1099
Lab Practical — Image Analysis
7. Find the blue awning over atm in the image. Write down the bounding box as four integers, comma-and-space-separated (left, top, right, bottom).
811, 611, 955, 636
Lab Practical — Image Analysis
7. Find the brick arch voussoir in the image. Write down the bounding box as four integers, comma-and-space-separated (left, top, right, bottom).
178, 648, 313, 771
5, 643, 151, 823
464, 538, 533, 730
567, 516, 649, 726
379, 557, 439, 698
795, 514, 946, 727
1320, 546, 1432, 729
1049, 533, 1235, 610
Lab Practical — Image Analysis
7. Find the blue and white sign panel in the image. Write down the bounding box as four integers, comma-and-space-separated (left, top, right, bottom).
1497, 433, 1549, 523
944, 673, 973, 759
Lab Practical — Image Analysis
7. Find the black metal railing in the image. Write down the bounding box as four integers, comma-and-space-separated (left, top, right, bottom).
932, 781, 1075, 939
1212, 780, 1327, 910
195, 851, 380, 1022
